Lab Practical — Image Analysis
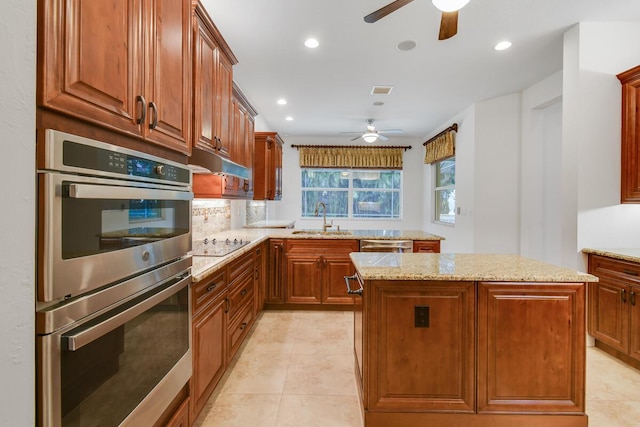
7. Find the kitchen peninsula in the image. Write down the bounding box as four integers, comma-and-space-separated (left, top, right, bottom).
349, 252, 597, 427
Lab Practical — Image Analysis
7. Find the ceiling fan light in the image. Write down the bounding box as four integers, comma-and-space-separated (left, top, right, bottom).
431, 0, 470, 12
362, 133, 378, 143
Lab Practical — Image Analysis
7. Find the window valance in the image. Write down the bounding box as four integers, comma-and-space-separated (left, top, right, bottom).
423, 124, 457, 164
291, 145, 411, 169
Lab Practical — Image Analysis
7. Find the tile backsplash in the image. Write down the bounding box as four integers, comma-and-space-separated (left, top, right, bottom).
246, 201, 266, 225
192, 199, 231, 241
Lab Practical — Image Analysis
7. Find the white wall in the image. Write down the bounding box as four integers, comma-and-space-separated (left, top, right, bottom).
520, 72, 565, 264
422, 94, 521, 255
0, 2, 36, 425
273, 135, 426, 230
567, 23, 640, 270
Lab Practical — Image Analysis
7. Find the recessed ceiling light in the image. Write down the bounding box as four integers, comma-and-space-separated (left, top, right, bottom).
371, 86, 394, 95
373, 101, 384, 106
396, 40, 417, 51
494, 41, 512, 51
277, 98, 287, 105
285, 116, 293, 121
304, 38, 319, 49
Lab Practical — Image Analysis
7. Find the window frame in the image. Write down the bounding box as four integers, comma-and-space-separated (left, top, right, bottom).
433, 157, 455, 226
300, 168, 403, 220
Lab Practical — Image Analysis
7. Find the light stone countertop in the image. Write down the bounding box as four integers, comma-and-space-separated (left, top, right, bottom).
582, 248, 640, 264
190, 228, 444, 282
350, 253, 598, 282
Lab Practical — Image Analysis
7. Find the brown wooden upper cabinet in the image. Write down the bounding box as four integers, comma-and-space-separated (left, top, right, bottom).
254, 132, 283, 200
192, 2, 237, 159
618, 65, 640, 203
38, 0, 192, 155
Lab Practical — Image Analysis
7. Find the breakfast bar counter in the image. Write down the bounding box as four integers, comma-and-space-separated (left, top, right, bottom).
348, 253, 597, 427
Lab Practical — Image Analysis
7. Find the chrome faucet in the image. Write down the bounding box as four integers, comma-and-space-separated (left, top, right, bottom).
314, 202, 333, 231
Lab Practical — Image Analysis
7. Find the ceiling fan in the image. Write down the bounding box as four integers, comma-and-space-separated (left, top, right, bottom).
364, 0, 470, 40
341, 119, 403, 143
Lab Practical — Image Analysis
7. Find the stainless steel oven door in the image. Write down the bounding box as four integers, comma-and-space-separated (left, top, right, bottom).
37, 271, 192, 427
38, 172, 192, 302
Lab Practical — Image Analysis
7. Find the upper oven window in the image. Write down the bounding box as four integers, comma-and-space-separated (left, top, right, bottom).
61, 182, 191, 259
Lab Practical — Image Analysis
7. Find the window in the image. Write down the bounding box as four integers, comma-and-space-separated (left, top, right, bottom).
434, 158, 455, 224
301, 169, 401, 219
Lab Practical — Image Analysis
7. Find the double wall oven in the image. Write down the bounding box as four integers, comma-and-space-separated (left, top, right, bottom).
36, 130, 193, 426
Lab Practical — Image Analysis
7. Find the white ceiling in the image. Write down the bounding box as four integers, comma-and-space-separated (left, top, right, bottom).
201, 0, 640, 142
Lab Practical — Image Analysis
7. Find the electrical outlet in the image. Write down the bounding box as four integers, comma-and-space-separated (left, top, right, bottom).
415, 306, 430, 328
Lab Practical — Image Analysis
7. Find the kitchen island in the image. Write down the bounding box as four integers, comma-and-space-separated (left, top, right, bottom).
349, 252, 598, 427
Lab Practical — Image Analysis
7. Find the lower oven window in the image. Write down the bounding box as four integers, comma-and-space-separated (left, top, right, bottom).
60, 285, 189, 426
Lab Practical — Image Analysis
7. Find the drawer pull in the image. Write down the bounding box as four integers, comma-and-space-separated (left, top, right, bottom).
623, 269, 638, 276
622, 289, 627, 303
206, 283, 217, 292
240, 322, 247, 331
631, 291, 637, 306
241, 289, 248, 296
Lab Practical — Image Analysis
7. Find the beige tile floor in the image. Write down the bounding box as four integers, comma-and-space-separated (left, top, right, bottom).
193, 310, 640, 427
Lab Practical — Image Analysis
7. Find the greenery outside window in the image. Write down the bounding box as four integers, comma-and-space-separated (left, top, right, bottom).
434, 158, 455, 225
301, 169, 401, 219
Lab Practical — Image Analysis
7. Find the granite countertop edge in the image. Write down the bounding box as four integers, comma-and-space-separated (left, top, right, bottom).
582, 248, 640, 264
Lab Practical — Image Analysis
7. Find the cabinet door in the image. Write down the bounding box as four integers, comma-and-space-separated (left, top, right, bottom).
286, 255, 322, 304
144, 0, 191, 154
478, 282, 585, 414
322, 253, 357, 305
588, 280, 629, 353
191, 292, 227, 419
630, 284, 640, 362
39, 0, 142, 135
215, 53, 233, 159
618, 65, 640, 203
365, 280, 475, 412
254, 243, 265, 314
274, 139, 283, 200
267, 239, 285, 303
193, 14, 218, 153
244, 115, 255, 197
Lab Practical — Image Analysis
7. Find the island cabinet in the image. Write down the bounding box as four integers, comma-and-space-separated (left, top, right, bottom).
354, 277, 588, 427
618, 64, 640, 203
587, 254, 640, 368
38, 0, 192, 155
254, 132, 284, 200
285, 239, 359, 305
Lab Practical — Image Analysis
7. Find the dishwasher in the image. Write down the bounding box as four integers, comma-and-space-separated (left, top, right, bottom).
359, 239, 413, 253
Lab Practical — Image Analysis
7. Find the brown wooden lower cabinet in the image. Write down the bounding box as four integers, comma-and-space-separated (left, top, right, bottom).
284, 239, 359, 305
588, 254, 640, 369
356, 278, 587, 427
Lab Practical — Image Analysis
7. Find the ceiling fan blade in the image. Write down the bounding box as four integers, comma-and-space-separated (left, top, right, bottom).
350, 135, 362, 141
377, 134, 389, 141
340, 131, 364, 135
364, 0, 415, 23
438, 11, 458, 40
379, 129, 403, 134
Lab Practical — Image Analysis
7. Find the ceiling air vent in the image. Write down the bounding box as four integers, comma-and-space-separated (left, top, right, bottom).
370, 85, 394, 95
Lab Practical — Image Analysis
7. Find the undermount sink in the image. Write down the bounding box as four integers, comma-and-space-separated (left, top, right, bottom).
291, 230, 352, 236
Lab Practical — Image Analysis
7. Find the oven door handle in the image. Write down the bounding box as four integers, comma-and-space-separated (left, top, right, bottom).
67, 183, 193, 201
62, 274, 190, 351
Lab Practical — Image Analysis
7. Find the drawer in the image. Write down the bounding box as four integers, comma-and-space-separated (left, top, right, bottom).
228, 251, 254, 284
589, 255, 640, 284
285, 239, 359, 254
192, 269, 227, 315
228, 273, 254, 321
227, 303, 254, 360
